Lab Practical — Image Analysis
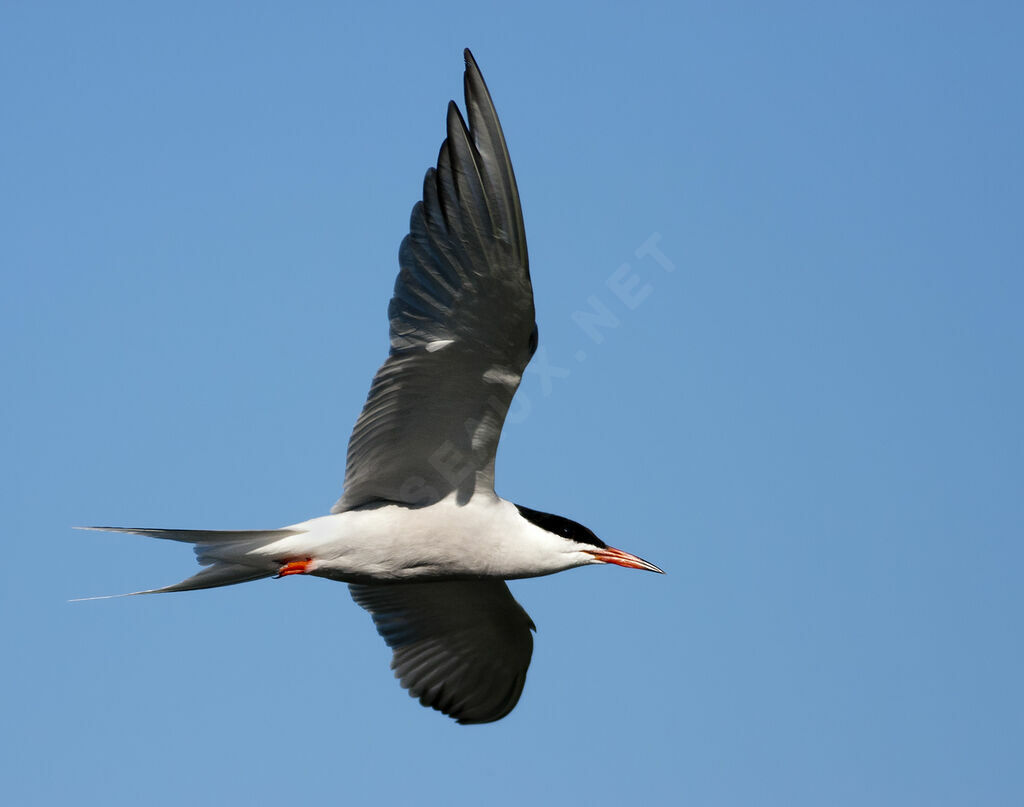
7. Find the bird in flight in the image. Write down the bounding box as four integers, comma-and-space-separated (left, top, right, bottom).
80, 49, 663, 724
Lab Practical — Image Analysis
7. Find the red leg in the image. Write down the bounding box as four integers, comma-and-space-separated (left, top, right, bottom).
275, 559, 313, 578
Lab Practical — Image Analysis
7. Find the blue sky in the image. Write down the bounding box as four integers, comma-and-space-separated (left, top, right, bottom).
2, 2, 1022, 805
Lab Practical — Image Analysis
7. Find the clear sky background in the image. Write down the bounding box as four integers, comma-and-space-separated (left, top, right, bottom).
2, 2, 1021, 805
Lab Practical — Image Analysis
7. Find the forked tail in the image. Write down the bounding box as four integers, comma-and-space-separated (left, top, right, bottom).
71, 526, 302, 600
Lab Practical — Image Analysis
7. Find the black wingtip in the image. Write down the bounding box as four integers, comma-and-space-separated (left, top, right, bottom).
463, 49, 483, 83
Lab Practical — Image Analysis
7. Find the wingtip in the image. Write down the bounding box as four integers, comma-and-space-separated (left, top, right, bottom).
463, 49, 484, 85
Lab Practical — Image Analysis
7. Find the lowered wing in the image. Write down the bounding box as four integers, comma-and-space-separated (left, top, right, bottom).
350, 579, 535, 724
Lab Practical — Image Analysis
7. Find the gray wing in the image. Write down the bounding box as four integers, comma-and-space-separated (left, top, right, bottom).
350, 580, 535, 724
333, 50, 535, 512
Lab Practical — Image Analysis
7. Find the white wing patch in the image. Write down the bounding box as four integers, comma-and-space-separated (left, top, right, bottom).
426, 339, 456, 353
482, 367, 521, 387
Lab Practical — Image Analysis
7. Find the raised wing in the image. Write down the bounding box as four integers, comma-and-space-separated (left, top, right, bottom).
333, 50, 535, 512
350, 580, 535, 724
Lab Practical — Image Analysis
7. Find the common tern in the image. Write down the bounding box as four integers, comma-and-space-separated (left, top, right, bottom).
80, 49, 664, 724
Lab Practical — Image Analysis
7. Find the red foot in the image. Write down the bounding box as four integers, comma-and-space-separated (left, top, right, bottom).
275, 559, 313, 578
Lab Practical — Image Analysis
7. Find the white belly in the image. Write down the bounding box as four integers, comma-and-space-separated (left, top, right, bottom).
244, 493, 573, 583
